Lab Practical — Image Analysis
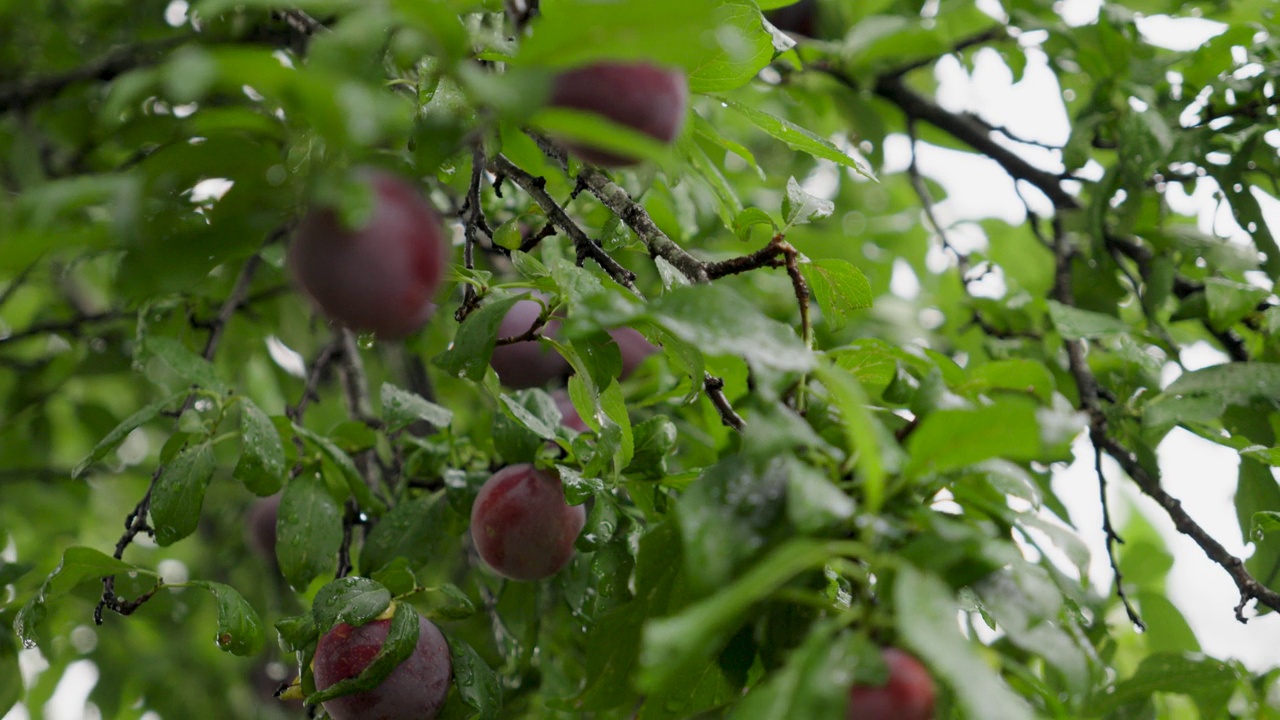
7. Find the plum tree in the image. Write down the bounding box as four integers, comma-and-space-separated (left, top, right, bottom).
288, 168, 451, 339
469, 464, 586, 581
489, 298, 571, 388
549, 61, 688, 166
312, 612, 452, 720
846, 648, 936, 720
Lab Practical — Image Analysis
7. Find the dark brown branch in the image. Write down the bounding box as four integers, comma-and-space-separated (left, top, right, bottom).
704, 374, 745, 433
867, 73, 1078, 209
1094, 445, 1145, 630
523, 131, 709, 284
0, 310, 128, 345
457, 146, 492, 323
491, 154, 639, 292
880, 26, 1008, 80
288, 339, 343, 423
1053, 218, 1280, 622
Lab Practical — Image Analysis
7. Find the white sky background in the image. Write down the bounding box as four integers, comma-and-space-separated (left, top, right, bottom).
7, 1, 1280, 719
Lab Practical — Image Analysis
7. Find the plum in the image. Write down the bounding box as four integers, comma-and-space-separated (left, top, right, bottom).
470, 464, 586, 581
288, 169, 450, 339
489, 298, 571, 388
245, 494, 280, 563
550, 389, 589, 432
608, 326, 658, 378
847, 648, 936, 720
549, 61, 688, 166
312, 613, 452, 720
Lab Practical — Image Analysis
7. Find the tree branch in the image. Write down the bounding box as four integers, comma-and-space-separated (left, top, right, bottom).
491, 153, 640, 293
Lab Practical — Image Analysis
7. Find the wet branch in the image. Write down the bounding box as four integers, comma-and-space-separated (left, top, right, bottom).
491, 153, 639, 293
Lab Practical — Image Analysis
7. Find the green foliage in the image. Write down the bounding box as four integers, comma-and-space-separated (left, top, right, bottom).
2, 0, 1279, 718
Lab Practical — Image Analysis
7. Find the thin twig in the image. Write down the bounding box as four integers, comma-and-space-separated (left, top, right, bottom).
704, 374, 746, 432
491, 154, 639, 292
1094, 445, 1145, 630
457, 145, 493, 323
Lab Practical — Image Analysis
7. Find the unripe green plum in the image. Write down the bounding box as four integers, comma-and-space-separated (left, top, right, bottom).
847, 648, 936, 720
470, 464, 586, 581
312, 614, 452, 720
289, 169, 450, 339
549, 62, 688, 166
490, 299, 571, 388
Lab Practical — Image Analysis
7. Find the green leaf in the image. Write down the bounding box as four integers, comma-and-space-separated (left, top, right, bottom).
151, 442, 217, 546
312, 577, 392, 635
1160, 363, 1280, 410
307, 602, 420, 705
732, 208, 776, 242
1046, 300, 1128, 339
497, 389, 561, 440
360, 492, 459, 575
234, 400, 286, 496
639, 539, 854, 693
782, 176, 834, 227
643, 284, 813, 372
71, 391, 186, 478
973, 565, 1090, 692
1204, 278, 1270, 331
0, 631, 18, 718
277, 475, 342, 590
959, 360, 1057, 404
380, 382, 452, 432
786, 461, 855, 533
517, 0, 720, 72
676, 456, 790, 595
0, 561, 34, 587
800, 258, 872, 331
275, 613, 318, 653
442, 635, 503, 720
1086, 652, 1237, 717
293, 424, 384, 513
812, 362, 896, 511
137, 335, 230, 394
687, 0, 774, 93
532, 106, 676, 165
718, 97, 875, 179
433, 294, 523, 381
895, 566, 1035, 720
191, 581, 266, 656
15, 548, 146, 647
732, 624, 873, 720
905, 398, 1042, 477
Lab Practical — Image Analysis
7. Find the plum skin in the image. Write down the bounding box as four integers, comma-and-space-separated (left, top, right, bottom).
550, 389, 589, 432
470, 464, 586, 581
312, 614, 452, 720
549, 62, 688, 166
245, 494, 280, 563
846, 648, 936, 720
288, 169, 450, 339
609, 327, 658, 378
489, 298, 571, 388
